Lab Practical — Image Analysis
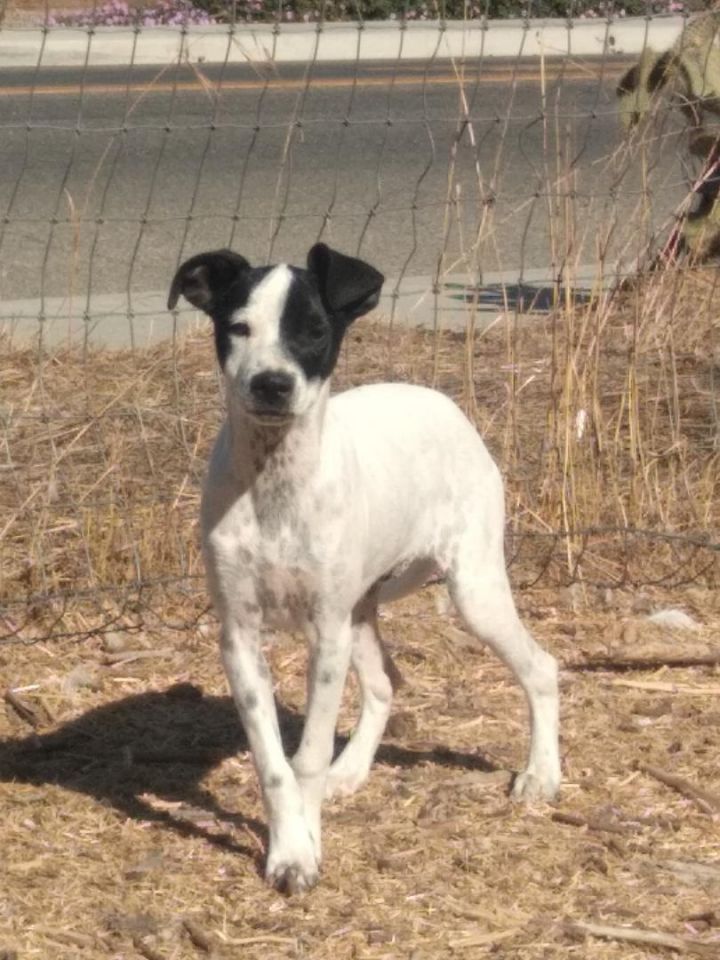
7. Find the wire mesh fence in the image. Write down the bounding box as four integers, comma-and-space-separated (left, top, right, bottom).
1, 6, 718, 645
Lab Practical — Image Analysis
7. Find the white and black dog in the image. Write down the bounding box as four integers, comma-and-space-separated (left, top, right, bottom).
168, 244, 560, 894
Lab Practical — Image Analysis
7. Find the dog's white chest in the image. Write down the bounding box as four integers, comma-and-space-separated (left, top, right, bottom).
254, 532, 320, 631
204, 504, 323, 632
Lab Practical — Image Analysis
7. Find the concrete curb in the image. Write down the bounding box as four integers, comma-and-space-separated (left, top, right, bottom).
0, 16, 685, 68
0, 265, 610, 348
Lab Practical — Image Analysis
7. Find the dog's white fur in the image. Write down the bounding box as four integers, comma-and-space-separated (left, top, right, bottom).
198, 262, 561, 893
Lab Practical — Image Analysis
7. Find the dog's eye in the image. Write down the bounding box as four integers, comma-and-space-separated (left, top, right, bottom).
306, 322, 327, 342
228, 321, 250, 337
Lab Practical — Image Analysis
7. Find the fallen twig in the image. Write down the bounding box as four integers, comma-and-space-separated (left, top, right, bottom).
4, 689, 42, 728
637, 763, 720, 815
610, 679, 720, 694
564, 919, 718, 956
443, 896, 530, 927
663, 860, 720, 888
686, 910, 719, 927
431, 769, 511, 790
105, 648, 174, 666
570, 652, 720, 672
448, 927, 522, 949
218, 934, 298, 947
551, 810, 634, 835
34, 928, 96, 948
37, 693, 57, 723
133, 937, 166, 960
183, 919, 216, 955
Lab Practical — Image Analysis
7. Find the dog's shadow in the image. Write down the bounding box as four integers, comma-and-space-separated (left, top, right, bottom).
0, 683, 500, 872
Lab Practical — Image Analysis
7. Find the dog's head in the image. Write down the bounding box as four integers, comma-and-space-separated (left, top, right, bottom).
168, 244, 384, 424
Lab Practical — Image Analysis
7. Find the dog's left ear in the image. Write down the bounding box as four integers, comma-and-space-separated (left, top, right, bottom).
307, 243, 384, 324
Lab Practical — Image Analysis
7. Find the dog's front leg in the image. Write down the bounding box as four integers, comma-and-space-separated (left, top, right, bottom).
292, 617, 353, 862
220, 622, 319, 894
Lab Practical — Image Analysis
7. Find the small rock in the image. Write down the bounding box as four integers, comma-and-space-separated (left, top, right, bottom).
647, 608, 699, 631
103, 631, 128, 653
686, 910, 718, 928
386, 711, 418, 739
630, 592, 653, 615
105, 912, 159, 939
632, 696, 673, 718
620, 620, 639, 646
617, 718, 641, 734
124, 850, 165, 881
61, 663, 99, 695
367, 929, 394, 945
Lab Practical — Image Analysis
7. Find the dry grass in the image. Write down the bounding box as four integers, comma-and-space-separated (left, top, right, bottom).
1, 263, 718, 642
1, 265, 720, 958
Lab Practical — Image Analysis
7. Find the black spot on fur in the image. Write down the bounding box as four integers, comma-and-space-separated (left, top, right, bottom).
648, 51, 672, 93
617, 63, 641, 97
279, 269, 341, 381
319, 670, 335, 685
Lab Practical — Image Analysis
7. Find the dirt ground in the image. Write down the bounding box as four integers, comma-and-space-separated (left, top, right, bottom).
1, 269, 720, 958
1, 583, 720, 959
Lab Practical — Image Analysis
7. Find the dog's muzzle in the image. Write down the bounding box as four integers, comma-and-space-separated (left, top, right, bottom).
249, 369, 295, 416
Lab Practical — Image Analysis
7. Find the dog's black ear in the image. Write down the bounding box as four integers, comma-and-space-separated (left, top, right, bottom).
167, 249, 251, 313
307, 243, 384, 324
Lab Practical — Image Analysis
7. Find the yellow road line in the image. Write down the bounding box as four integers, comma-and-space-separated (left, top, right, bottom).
0, 67, 625, 97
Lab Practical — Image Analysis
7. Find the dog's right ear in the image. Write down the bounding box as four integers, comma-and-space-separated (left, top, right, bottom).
167, 250, 251, 313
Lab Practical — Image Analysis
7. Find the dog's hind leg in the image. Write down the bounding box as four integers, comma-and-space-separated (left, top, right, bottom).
447, 538, 561, 802
325, 596, 400, 800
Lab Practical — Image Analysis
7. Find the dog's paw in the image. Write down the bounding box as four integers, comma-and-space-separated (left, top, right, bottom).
266, 829, 320, 895
511, 769, 560, 803
325, 757, 370, 800
266, 860, 319, 895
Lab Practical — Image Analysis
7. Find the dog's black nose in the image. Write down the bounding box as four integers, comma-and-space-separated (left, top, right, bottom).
250, 370, 295, 407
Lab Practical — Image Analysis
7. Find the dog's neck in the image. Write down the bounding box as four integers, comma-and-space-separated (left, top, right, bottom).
225, 384, 329, 503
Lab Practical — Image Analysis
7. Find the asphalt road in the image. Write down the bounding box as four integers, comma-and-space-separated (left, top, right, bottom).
0, 57, 687, 306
